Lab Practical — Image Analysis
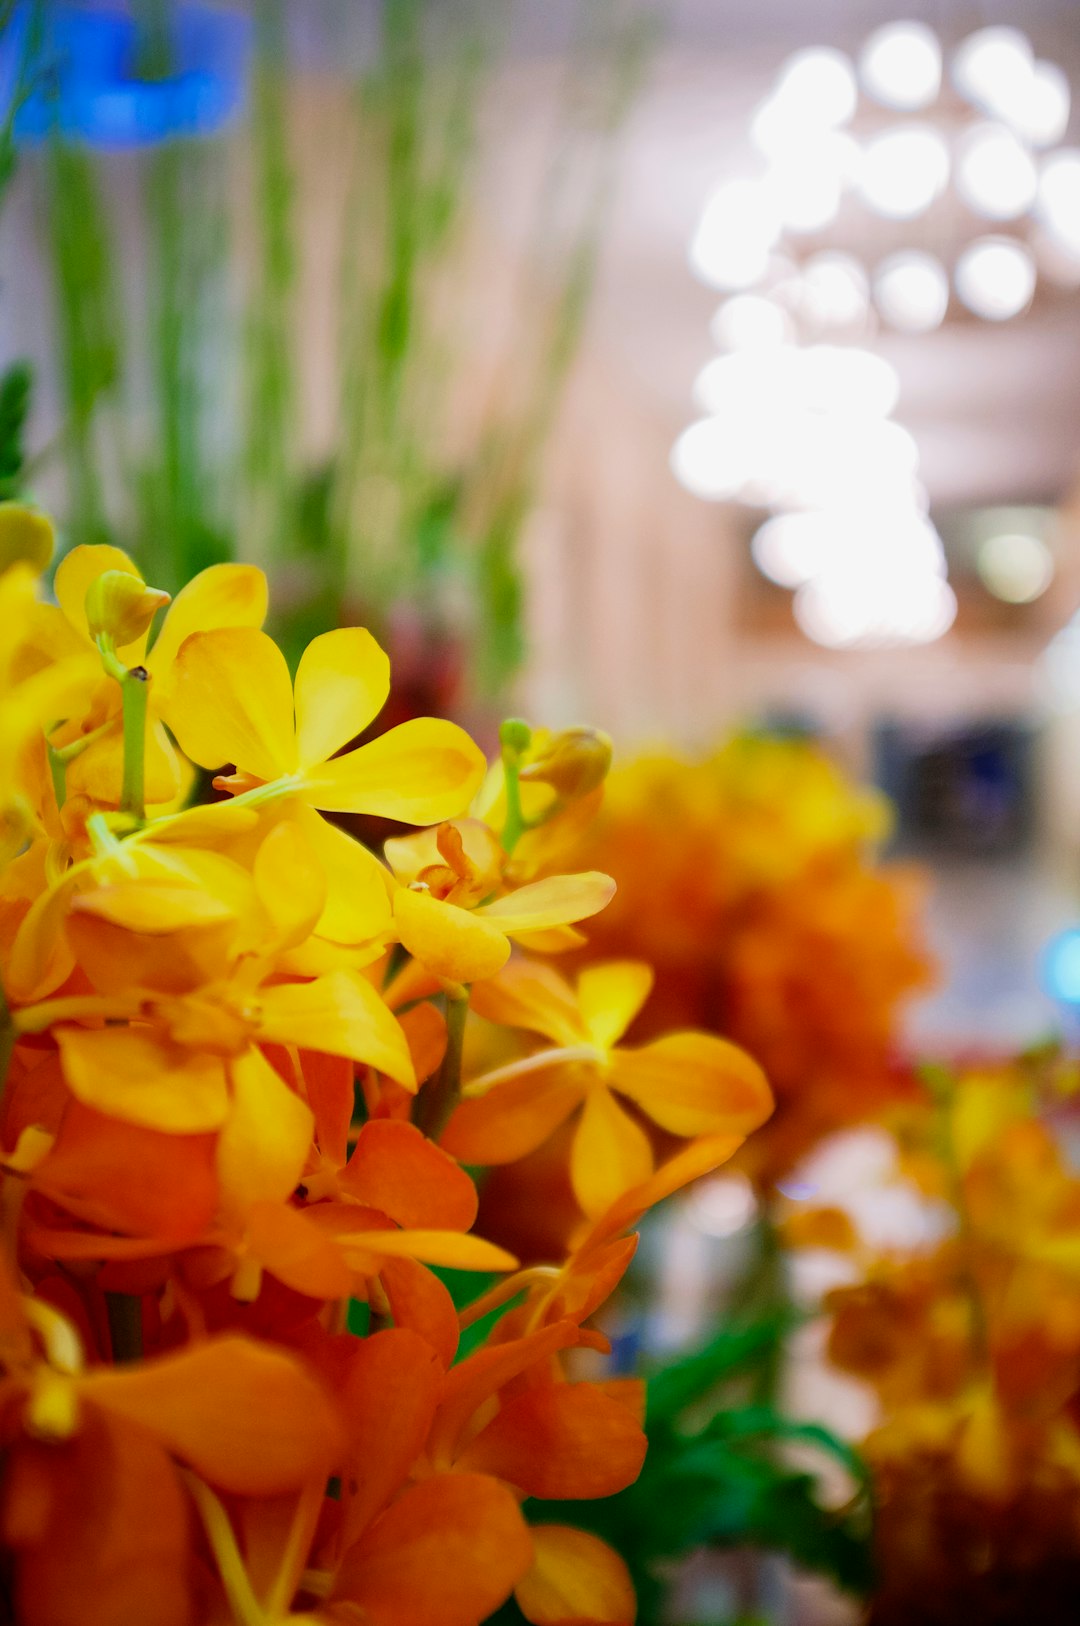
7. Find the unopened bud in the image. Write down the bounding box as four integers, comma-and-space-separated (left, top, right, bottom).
500, 717, 533, 756
85, 570, 170, 647
520, 726, 613, 801
0, 503, 55, 576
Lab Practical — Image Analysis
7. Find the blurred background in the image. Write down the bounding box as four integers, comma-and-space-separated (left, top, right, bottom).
6, 5, 1080, 1621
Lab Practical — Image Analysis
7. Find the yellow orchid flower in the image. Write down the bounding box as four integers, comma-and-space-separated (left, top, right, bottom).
167, 624, 486, 826
443, 957, 772, 1215
383, 817, 615, 983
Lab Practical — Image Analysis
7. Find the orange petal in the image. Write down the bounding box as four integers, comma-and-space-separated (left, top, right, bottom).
379, 1254, 460, 1368
246, 1199, 355, 1299
301, 717, 486, 822
476, 872, 616, 934
471, 959, 587, 1048
393, 885, 510, 983
293, 627, 390, 769
257, 971, 415, 1089
431, 1321, 580, 1468
31, 1102, 217, 1243
55, 1025, 230, 1133
609, 1032, 772, 1137
79, 1336, 340, 1495
337, 1327, 442, 1552
326, 1225, 515, 1274
570, 1086, 653, 1218
456, 1382, 646, 1500
577, 962, 654, 1051
330, 1472, 532, 1626
397, 1000, 447, 1085
341, 1120, 477, 1231
216, 1047, 314, 1213
516, 1525, 637, 1626
442, 1070, 584, 1166
302, 1050, 354, 1169
579, 1133, 747, 1250
167, 626, 297, 780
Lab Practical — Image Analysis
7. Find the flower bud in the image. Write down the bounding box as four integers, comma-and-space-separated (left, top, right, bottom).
0, 503, 55, 576
520, 726, 613, 801
500, 717, 533, 756
85, 569, 170, 647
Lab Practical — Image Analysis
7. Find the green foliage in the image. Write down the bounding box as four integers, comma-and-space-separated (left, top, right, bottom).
0, 363, 32, 500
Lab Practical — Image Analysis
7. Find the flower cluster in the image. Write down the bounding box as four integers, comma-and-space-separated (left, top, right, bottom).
0, 512, 772, 1626
787, 1063, 1080, 1625
560, 738, 935, 1184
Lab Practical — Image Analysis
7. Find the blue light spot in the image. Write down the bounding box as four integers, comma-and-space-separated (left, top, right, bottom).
1043, 928, 1080, 1004
1, 3, 251, 149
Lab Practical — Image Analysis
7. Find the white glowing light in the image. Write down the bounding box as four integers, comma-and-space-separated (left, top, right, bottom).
955, 236, 1036, 320
774, 48, 858, 130
685, 1173, 758, 1238
710, 295, 792, 351
956, 123, 1038, 220
765, 138, 851, 234
752, 511, 836, 587
1023, 61, 1071, 147
952, 26, 1033, 121
694, 345, 898, 423
795, 562, 956, 649
874, 250, 949, 332
859, 21, 942, 111
800, 252, 869, 329
670, 418, 748, 501
1039, 619, 1080, 712
689, 180, 780, 290
976, 531, 1054, 602
1038, 149, 1080, 254
859, 125, 949, 219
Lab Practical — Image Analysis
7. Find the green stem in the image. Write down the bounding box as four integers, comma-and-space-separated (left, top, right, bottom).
415, 989, 469, 1140
119, 666, 150, 822
0, 980, 15, 1120
105, 1291, 143, 1362
499, 719, 532, 856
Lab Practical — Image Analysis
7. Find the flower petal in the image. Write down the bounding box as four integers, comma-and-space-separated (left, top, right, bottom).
570, 1087, 653, 1218
393, 886, 511, 984
257, 972, 415, 1090
442, 1069, 584, 1166
456, 1383, 646, 1500
470, 959, 588, 1048
579, 1133, 748, 1251
252, 818, 327, 950
331, 1473, 532, 1626
577, 962, 654, 1052
168, 627, 297, 780
330, 1226, 516, 1274
515, 1526, 637, 1626
476, 872, 615, 935
246, 1200, 354, 1299
609, 1032, 772, 1137
147, 564, 268, 698
54, 544, 141, 643
216, 1047, 314, 1214
341, 1119, 477, 1231
301, 717, 485, 821
293, 802, 393, 946
379, 1255, 460, 1368
55, 1026, 230, 1133
79, 1336, 340, 1495
293, 627, 390, 769
337, 1327, 442, 1551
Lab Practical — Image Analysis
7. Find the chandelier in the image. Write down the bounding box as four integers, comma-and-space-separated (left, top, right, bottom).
672, 23, 1075, 650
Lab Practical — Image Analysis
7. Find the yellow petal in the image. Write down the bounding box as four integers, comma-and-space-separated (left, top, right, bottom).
476, 872, 615, 934
384, 818, 504, 886
516, 1525, 636, 1626
293, 626, 390, 770
54, 544, 141, 643
257, 971, 416, 1089
333, 1226, 517, 1273
148, 563, 268, 699
301, 717, 486, 821
56, 1025, 230, 1132
216, 1047, 314, 1213
393, 886, 511, 984
470, 959, 588, 1049
252, 818, 327, 950
0, 503, 55, 574
65, 717, 183, 807
577, 962, 654, 1051
609, 1033, 772, 1138
293, 802, 394, 946
167, 627, 297, 780
570, 1086, 653, 1217
71, 880, 236, 934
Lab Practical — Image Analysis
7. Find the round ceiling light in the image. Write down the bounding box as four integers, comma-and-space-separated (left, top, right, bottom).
954, 236, 1036, 319
859, 125, 950, 219
800, 252, 870, 329
976, 531, 1054, 602
873, 250, 950, 332
773, 48, 858, 130
956, 123, 1038, 220
859, 21, 942, 111
952, 26, 1033, 122
710, 294, 792, 351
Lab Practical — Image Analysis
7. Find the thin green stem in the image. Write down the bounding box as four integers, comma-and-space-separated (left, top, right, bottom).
119, 666, 149, 822
415, 988, 469, 1140
0, 980, 15, 1121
